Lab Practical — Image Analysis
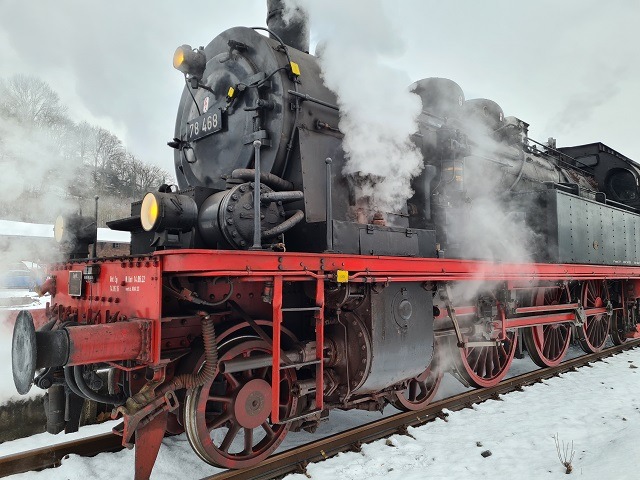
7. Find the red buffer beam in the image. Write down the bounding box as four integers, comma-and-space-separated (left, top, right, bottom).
66, 319, 154, 365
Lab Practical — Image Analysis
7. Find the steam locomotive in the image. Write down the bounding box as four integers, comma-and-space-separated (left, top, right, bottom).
11, 1, 640, 478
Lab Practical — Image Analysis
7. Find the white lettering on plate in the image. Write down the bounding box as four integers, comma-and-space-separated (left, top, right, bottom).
125, 276, 146, 284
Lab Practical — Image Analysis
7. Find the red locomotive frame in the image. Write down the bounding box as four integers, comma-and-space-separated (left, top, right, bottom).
29, 249, 640, 477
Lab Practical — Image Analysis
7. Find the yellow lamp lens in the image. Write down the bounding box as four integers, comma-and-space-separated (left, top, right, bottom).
173, 47, 185, 69
141, 193, 160, 231
54, 215, 65, 242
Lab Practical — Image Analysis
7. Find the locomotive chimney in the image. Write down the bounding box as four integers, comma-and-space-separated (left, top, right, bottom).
266, 0, 309, 53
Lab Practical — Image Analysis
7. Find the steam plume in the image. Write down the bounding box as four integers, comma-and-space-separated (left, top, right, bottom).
0, 112, 76, 269
283, 0, 424, 217
0, 80, 78, 404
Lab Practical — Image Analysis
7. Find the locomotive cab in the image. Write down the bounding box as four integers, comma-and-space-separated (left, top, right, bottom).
558, 142, 640, 210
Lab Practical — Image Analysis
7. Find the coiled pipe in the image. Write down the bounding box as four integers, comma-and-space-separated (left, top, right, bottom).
159, 314, 218, 394
263, 209, 304, 238
231, 169, 293, 191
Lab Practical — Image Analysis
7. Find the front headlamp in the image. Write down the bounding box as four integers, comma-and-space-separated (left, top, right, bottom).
173, 44, 206, 80
141, 193, 160, 231
53, 214, 97, 259
53, 214, 96, 245
173, 48, 185, 70
139, 191, 198, 233
54, 215, 65, 243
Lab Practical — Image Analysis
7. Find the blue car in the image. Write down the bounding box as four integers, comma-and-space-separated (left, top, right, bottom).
1, 269, 37, 289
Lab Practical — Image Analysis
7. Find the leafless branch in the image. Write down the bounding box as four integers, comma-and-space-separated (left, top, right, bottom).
553, 433, 575, 474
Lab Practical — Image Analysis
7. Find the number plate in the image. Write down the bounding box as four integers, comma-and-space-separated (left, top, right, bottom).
186, 109, 224, 141
69, 271, 83, 297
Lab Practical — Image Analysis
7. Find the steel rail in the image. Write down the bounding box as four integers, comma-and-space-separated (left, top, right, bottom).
2, 340, 638, 479
0, 432, 122, 478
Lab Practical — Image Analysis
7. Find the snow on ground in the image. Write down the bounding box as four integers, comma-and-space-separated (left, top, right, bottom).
0, 289, 44, 306
286, 348, 640, 480
1, 345, 639, 480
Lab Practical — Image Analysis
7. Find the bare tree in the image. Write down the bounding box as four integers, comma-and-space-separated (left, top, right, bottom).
90, 127, 124, 189
0, 74, 174, 221
137, 163, 169, 193
0, 74, 68, 127
72, 121, 96, 167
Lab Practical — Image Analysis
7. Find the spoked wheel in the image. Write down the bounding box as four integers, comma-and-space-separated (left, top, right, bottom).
448, 307, 518, 388
577, 280, 611, 353
523, 287, 572, 368
184, 339, 298, 469
390, 359, 442, 411
610, 283, 628, 346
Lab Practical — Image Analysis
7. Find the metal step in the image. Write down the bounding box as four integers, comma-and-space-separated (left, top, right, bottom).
281, 306, 321, 312
464, 341, 501, 348
280, 359, 321, 370
275, 408, 322, 424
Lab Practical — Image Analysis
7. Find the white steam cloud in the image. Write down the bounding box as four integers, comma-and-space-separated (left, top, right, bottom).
0, 314, 20, 403
446, 107, 541, 264
545, 66, 626, 137
283, 0, 424, 217
0, 76, 80, 276
0, 117, 76, 212
280, 1, 539, 264
0, 78, 79, 404
0, 114, 75, 279
452, 160, 537, 264
0, 314, 16, 402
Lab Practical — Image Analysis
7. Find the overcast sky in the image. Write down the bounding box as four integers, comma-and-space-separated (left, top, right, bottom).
0, 0, 638, 174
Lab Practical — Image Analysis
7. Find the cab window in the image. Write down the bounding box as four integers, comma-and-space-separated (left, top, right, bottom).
606, 169, 638, 202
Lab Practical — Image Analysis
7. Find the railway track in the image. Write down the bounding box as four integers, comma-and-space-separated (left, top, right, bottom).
1, 339, 638, 479
0, 432, 122, 478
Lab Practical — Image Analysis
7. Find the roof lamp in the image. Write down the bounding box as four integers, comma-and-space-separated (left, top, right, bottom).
173, 44, 206, 80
